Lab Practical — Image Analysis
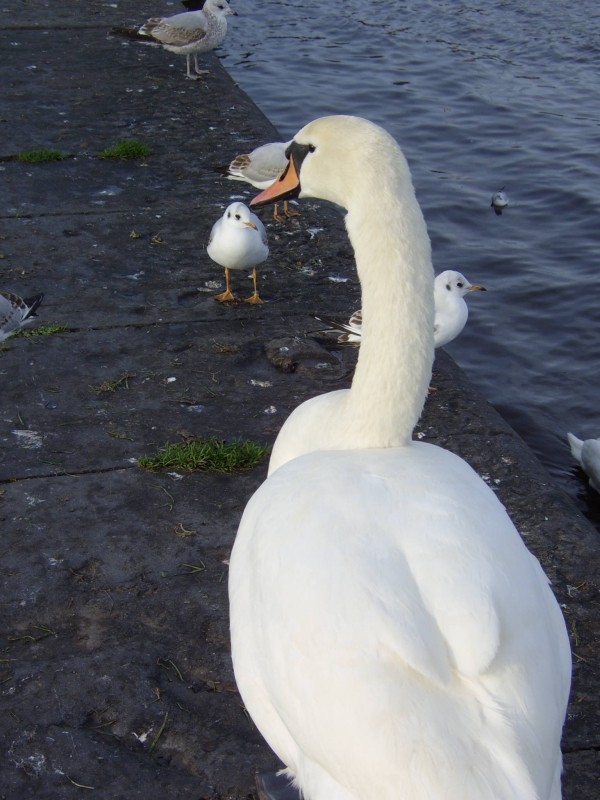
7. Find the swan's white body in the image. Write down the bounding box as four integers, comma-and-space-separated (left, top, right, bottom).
567, 432, 600, 493
229, 116, 571, 800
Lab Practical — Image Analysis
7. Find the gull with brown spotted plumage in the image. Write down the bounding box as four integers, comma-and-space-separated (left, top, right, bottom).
225, 140, 299, 221
110, 0, 236, 80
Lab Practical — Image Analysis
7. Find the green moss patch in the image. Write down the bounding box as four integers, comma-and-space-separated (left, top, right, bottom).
99, 139, 152, 160
16, 149, 66, 164
138, 437, 269, 474
17, 324, 68, 338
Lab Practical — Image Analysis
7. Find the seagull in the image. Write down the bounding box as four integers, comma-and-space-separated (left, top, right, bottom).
225, 141, 299, 222
491, 187, 509, 215
567, 432, 600, 493
110, 0, 236, 80
0, 291, 44, 342
207, 202, 269, 304
316, 270, 486, 348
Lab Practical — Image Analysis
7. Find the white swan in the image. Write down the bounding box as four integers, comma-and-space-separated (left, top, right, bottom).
567, 432, 600, 493
316, 269, 486, 348
229, 116, 571, 800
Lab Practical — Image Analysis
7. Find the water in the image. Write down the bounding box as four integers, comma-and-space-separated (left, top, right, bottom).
220, 0, 600, 527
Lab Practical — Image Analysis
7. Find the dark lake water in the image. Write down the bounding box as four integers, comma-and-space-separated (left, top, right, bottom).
220, 0, 600, 527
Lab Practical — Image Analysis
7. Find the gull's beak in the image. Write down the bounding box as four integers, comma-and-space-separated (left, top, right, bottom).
468, 284, 486, 292
251, 154, 301, 209
245, 221, 258, 230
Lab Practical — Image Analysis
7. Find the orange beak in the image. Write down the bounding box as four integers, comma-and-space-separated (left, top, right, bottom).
251, 155, 301, 209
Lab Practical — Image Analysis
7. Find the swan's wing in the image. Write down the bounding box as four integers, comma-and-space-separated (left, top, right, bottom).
234, 447, 508, 687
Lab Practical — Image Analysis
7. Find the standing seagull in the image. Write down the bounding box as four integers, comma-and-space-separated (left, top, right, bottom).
225, 141, 298, 221
207, 202, 268, 304
0, 291, 44, 342
433, 269, 486, 347
110, 0, 236, 80
317, 270, 486, 348
567, 432, 600, 493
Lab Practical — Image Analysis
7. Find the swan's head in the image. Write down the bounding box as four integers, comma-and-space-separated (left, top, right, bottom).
223, 202, 258, 231
251, 115, 413, 211
435, 270, 486, 299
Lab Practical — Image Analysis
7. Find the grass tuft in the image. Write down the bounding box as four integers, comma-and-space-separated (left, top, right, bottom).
138, 437, 269, 474
99, 138, 152, 160
17, 323, 69, 338
91, 373, 134, 394
16, 148, 66, 164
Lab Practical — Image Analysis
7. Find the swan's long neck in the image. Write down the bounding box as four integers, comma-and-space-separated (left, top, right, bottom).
343, 180, 435, 447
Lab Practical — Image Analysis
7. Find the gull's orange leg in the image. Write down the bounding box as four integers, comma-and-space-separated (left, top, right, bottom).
244, 268, 264, 305
214, 267, 236, 302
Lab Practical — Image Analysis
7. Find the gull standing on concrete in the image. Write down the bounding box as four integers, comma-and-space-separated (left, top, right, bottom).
207, 202, 268, 304
567, 432, 600, 493
316, 270, 486, 348
225, 141, 299, 221
110, 0, 236, 80
0, 291, 44, 342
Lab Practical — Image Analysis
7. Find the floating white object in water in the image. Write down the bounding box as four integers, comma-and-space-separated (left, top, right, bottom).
207, 202, 268, 304
225, 140, 298, 222
0, 291, 44, 342
491, 187, 509, 215
567, 432, 600, 493
316, 270, 486, 348
110, 0, 236, 80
